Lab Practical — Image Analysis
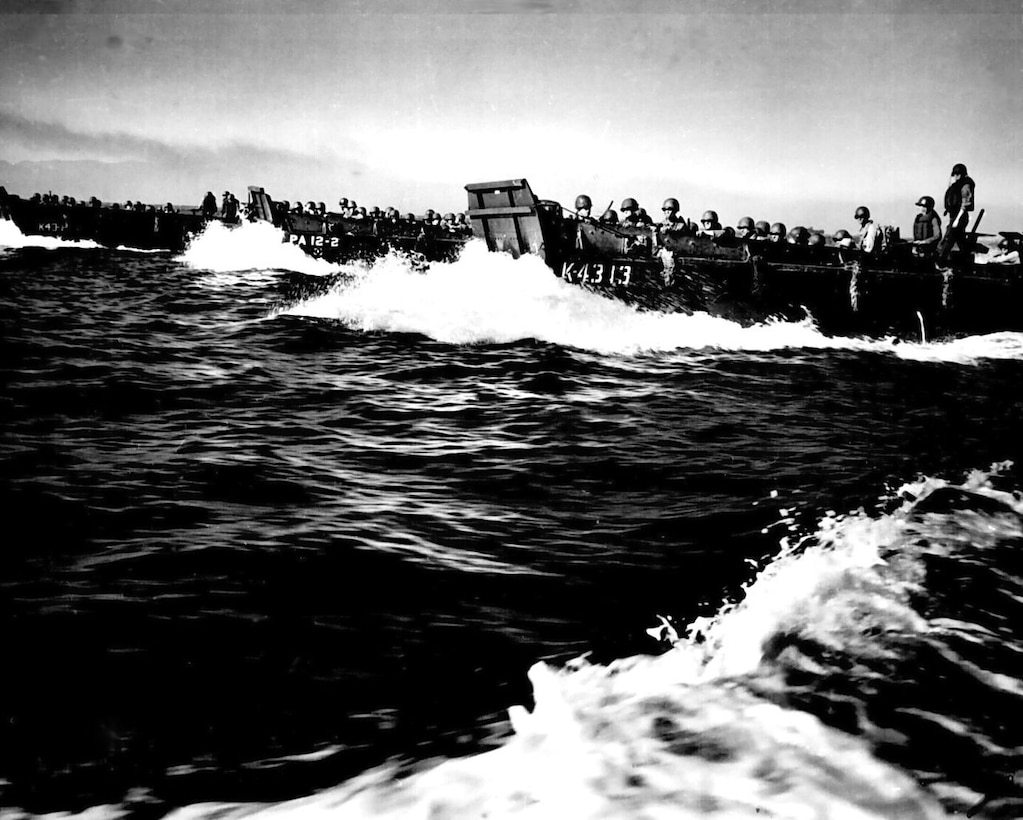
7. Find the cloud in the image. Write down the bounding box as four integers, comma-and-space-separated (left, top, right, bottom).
0, 109, 337, 169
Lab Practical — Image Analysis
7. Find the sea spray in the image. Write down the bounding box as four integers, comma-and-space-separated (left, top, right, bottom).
148, 469, 1023, 818
177, 220, 344, 277
277, 242, 1023, 363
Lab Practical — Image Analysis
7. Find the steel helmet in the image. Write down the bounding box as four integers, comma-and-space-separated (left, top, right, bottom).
443, 212, 454, 222
914, 195, 935, 209
787, 226, 810, 244
951, 163, 967, 176
281, 200, 290, 210
602, 209, 619, 224
754, 220, 770, 236
370, 206, 381, 216
405, 213, 416, 222
306, 201, 315, 211
701, 210, 719, 223
769, 222, 787, 238
620, 198, 638, 212
662, 197, 680, 212
356, 206, 367, 216
425, 208, 436, 218
317, 202, 325, 212
575, 194, 592, 211
833, 229, 852, 241
737, 216, 755, 231
808, 233, 826, 246
854, 206, 870, 220
339, 197, 348, 207
454, 213, 466, 223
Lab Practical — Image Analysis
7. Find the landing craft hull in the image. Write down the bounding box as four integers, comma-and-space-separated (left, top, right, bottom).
0, 188, 206, 251
465, 178, 1023, 340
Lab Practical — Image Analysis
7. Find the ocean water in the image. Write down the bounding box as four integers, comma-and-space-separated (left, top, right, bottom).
1, 219, 1022, 819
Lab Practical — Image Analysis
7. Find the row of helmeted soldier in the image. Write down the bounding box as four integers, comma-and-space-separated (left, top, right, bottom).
268, 196, 473, 238
571, 163, 1018, 265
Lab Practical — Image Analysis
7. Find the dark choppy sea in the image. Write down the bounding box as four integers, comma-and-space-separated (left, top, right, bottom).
1, 219, 1022, 819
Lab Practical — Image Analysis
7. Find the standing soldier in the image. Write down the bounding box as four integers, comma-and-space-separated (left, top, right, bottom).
938, 163, 976, 259
911, 195, 942, 255
854, 206, 881, 256
201, 191, 217, 220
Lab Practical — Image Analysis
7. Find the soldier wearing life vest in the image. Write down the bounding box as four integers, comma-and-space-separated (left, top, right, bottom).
938, 163, 976, 259
911, 195, 942, 255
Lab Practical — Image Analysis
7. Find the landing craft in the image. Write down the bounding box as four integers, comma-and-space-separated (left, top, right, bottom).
246, 186, 467, 267
0, 186, 206, 251
463, 178, 1023, 340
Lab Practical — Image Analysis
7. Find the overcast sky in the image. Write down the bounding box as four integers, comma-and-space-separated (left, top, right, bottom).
1, 0, 1020, 231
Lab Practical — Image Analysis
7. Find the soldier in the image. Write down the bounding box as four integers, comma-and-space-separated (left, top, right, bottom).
201, 192, 217, 220
754, 220, 771, 239
573, 194, 593, 220
854, 206, 881, 255
938, 163, 976, 259
768, 222, 787, 243
736, 216, 756, 240
830, 228, 855, 247
223, 192, 239, 223
697, 210, 726, 237
619, 198, 643, 227
787, 226, 810, 246
659, 197, 688, 231
911, 195, 942, 255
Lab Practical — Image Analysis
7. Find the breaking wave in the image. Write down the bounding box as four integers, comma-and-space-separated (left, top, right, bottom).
275, 240, 1023, 363
114, 463, 1019, 819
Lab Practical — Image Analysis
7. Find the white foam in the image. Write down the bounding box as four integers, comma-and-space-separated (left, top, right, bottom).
146, 469, 1023, 819
177, 220, 344, 277
0, 217, 101, 250
278, 241, 1023, 361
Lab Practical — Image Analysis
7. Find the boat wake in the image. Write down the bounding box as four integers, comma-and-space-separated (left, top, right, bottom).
125, 462, 1018, 819
275, 241, 1023, 364
177, 220, 344, 277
